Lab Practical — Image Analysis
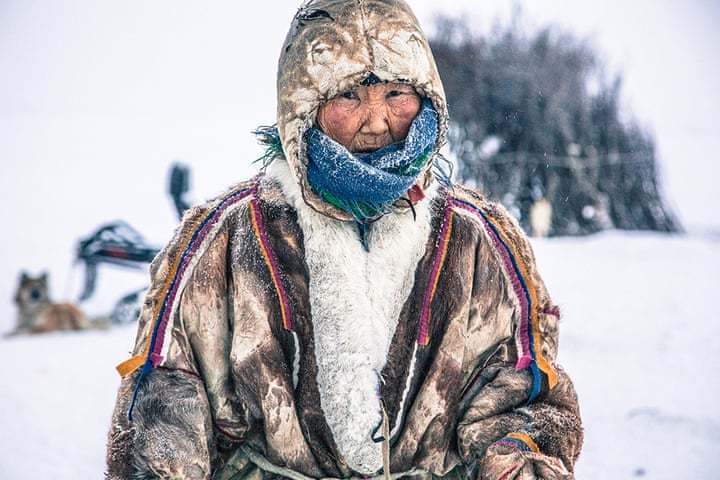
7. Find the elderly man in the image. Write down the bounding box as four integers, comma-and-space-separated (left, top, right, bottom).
106, 1, 583, 479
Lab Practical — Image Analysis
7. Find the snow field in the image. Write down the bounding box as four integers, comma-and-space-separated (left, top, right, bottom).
0, 231, 718, 479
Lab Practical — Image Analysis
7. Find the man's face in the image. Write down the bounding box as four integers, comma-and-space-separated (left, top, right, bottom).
316, 82, 421, 153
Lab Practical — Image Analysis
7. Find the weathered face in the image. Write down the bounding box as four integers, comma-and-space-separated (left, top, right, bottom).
316, 82, 421, 153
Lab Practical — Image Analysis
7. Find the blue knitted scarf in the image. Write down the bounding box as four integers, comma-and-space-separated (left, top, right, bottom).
305, 97, 439, 223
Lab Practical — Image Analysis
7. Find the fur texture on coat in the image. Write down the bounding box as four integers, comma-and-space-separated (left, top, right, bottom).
106, 167, 583, 479
269, 159, 439, 473
106, 1, 583, 478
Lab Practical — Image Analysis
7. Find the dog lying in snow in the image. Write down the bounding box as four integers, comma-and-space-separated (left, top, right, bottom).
8, 271, 89, 335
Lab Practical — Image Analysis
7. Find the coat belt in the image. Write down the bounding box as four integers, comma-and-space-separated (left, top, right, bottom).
233, 443, 426, 480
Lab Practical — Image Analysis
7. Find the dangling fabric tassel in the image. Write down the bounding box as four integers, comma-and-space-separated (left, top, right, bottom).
381, 399, 391, 480
127, 360, 153, 421
252, 125, 285, 169
357, 221, 370, 251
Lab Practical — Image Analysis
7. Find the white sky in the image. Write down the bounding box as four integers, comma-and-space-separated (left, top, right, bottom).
0, 0, 718, 328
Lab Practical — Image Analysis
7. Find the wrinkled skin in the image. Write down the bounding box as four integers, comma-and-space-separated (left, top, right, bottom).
316, 82, 421, 153
276, 0, 450, 222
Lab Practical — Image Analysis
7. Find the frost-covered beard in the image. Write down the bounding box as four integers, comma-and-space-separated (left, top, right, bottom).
266, 159, 437, 474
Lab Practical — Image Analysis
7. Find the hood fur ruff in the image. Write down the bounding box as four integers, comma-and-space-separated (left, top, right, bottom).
276, 0, 449, 222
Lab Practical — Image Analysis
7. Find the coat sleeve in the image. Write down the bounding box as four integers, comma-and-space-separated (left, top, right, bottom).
105, 206, 250, 479
455, 201, 583, 480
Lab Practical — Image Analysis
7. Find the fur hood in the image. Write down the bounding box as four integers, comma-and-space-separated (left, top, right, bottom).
276, 0, 449, 221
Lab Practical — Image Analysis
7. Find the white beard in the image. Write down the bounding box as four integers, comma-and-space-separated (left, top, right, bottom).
265, 159, 435, 474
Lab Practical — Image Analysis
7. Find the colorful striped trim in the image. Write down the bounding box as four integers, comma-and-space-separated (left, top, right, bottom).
117, 179, 295, 421
117, 184, 257, 378
249, 196, 294, 331
542, 305, 561, 318
495, 432, 540, 453
450, 197, 558, 401
417, 199, 454, 346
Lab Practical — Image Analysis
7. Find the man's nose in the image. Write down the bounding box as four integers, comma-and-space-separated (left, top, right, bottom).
360, 105, 389, 135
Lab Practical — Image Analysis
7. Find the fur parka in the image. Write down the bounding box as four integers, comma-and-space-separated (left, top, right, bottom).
106, 1, 582, 479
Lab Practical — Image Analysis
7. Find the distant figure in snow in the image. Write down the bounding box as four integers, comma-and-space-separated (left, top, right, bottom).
9, 271, 89, 335
106, 1, 583, 479
530, 198, 553, 237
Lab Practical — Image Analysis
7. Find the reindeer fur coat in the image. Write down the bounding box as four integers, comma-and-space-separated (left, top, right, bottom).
106, 1, 583, 479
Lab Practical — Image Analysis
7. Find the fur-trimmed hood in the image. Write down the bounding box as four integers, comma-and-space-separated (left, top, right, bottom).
276, 0, 449, 221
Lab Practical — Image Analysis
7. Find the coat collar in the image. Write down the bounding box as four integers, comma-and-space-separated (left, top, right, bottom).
259, 160, 451, 473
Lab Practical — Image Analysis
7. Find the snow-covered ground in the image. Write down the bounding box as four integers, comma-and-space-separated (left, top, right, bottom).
0, 230, 718, 479
535, 231, 720, 479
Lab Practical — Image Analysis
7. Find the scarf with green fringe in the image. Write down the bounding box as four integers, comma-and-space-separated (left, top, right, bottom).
303, 97, 438, 223
254, 98, 448, 248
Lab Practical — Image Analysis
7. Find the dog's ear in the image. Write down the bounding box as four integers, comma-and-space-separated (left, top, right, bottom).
14, 272, 26, 303
39, 271, 48, 284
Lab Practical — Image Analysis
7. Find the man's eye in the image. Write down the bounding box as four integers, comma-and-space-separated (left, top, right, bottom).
387, 90, 404, 98
340, 91, 358, 100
